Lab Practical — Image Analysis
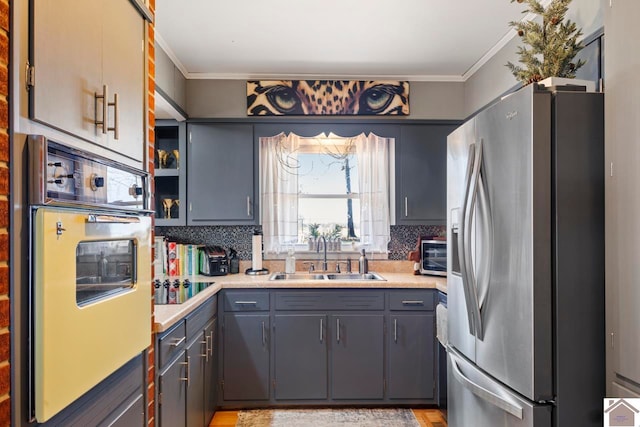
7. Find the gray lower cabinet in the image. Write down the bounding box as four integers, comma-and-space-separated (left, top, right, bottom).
332, 314, 385, 400
387, 314, 435, 399
157, 296, 217, 427
218, 289, 437, 407
187, 124, 257, 225
204, 319, 218, 424
109, 394, 145, 427
222, 314, 270, 400
186, 332, 206, 427
159, 350, 187, 427
274, 314, 328, 400
186, 316, 218, 427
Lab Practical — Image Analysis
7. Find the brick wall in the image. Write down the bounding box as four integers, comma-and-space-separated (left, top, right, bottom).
147, 0, 156, 425
0, 0, 8, 425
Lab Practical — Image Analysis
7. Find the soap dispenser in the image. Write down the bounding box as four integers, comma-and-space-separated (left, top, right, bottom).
358, 249, 369, 274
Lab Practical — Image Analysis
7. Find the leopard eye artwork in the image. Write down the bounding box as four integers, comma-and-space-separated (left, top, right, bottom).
247, 80, 409, 116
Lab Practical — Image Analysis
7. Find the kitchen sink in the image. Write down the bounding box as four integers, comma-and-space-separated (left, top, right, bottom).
325, 273, 386, 281
269, 273, 326, 280
269, 272, 386, 281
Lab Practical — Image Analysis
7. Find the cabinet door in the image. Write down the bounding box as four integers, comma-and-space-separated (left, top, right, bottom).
331, 314, 384, 400
396, 125, 456, 224
204, 319, 217, 425
187, 124, 257, 224
387, 314, 435, 399
159, 352, 187, 427
31, 0, 103, 144
109, 393, 144, 427
222, 314, 270, 400
274, 314, 328, 400
102, 0, 145, 162
186, 334, 206, 427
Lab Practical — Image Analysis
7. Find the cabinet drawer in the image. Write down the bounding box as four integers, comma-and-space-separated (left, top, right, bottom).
158, 321, 187, 368
186, 295, 217, 339
389, 291, 435, 311
275, 291, 384, 311
275, 292, 330, 310
223, 291, 270, 311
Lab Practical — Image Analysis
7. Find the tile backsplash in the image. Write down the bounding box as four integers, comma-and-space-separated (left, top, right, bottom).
155, 224, 445, 261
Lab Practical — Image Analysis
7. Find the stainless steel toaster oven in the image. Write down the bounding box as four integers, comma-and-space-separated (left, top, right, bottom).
420, 239, 447, 276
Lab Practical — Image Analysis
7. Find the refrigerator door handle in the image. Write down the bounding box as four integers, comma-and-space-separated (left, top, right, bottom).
450, 351, 524, 420
465, 139, 484, 339
477, 168, 493, 316
459, 143, 477, 335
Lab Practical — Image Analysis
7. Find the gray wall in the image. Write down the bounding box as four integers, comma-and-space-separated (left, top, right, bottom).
155, 43, 187, 111
186, 79, 466, 120
169, 0, 602, 122
463, 0, 604, 117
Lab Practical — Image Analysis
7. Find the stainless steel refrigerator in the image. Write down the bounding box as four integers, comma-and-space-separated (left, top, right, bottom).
446, 84, 605, 427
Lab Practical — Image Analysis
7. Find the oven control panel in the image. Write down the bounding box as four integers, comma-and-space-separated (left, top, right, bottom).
29, 136, 148, 211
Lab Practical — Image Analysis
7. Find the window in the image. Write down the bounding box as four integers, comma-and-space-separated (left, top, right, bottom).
260, 132, 393, 257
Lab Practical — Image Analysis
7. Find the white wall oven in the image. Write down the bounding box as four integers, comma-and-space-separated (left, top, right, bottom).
27, 136, 152, 422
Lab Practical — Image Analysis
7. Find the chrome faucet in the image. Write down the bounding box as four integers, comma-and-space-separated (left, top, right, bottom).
317, 235, 328, 272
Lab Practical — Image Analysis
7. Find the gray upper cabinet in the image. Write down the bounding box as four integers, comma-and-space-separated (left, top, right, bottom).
396, 124, 457, 225
187, 124, 257, 225
30, 0, 146, 163
155, 120, 187, 225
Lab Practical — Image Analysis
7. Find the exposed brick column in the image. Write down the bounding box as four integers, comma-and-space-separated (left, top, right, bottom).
0, 1, 9, 426
147, 0, 156, 426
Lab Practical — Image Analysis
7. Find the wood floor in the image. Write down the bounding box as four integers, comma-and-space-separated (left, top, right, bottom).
210, 409, 447, 427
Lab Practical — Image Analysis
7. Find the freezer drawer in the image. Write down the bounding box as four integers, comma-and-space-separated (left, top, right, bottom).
447, 348, 552, 427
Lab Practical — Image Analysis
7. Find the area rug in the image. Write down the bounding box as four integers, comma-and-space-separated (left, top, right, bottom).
235, 408, 420, 427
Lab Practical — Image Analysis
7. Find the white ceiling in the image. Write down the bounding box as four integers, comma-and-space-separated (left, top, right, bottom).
154, 0, 529, 81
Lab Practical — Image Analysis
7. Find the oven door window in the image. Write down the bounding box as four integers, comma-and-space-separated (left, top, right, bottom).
76, 240, 136, 306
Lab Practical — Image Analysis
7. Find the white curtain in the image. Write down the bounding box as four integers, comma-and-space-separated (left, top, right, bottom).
356, 133, 391, 254
260, 133, 299, 254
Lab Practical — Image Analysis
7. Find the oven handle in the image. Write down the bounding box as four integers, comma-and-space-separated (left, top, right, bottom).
87, 214, 141, 224
132, 241, 138, 284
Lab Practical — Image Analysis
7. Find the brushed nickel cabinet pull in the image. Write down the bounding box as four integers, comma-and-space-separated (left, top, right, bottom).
180, 356, 190, 386
95, 85, 109, 134
405, 197, 408, 217
94, 85, 119, 139
201, 336, 209, 362
247, 196, 251, 217
402, 300, 424, 305
336, 318, 341, 343
171, 336, 186, 347
235, 301, 257, 305
108, 93, 119, 140
208, 331, 214, 357
320, 318, 323, 343
262, 321, 266, 346
394, 318, 398, 343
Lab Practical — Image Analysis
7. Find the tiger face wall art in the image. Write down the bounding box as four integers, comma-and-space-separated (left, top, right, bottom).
247, 80, 409, 116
